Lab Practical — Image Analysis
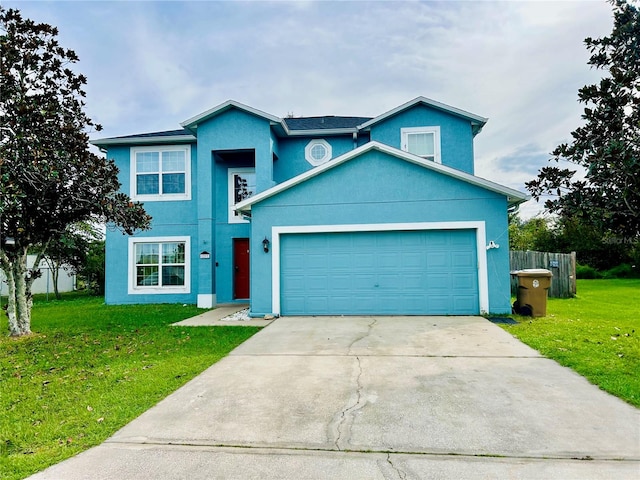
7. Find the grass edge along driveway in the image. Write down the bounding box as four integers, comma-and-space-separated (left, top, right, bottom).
502, 278, 639, 408
0, 294, 260, 480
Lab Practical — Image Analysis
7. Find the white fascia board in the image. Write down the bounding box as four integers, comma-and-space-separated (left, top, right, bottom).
90, 135, 196, 148
235, 141, 528, 213
180, 99, 283, 129
357, 96, 488, 131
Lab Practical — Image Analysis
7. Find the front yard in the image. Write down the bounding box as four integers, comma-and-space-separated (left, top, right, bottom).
503, 279, 640, 407
0, 294, 260, 480
2, 279, 637, 479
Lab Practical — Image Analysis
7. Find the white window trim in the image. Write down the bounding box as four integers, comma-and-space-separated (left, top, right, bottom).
304, 139, 332, 166
401, 126, 441, 163
128, 236, 191, 295
130, 145, 191, 201
270, 221, 488, 316
228, 167, 256, 224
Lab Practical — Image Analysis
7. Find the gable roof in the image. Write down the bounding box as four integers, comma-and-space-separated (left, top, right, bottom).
91, 128, 195, 148
92, 97, 490, 147
235, 141, 528, 214
357, 96, 488, 136
180, 100, 283, 132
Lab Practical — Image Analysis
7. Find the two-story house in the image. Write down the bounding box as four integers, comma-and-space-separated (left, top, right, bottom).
92, 97, 528, 316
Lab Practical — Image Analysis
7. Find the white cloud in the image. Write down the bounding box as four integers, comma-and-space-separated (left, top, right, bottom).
4, 0, 615, 217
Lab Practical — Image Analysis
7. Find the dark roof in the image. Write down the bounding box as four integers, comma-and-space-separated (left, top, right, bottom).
284, 116, 372, 131
108, 128, 193, 140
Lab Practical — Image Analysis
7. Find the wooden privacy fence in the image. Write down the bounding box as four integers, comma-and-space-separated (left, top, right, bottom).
510, 250, 576, 298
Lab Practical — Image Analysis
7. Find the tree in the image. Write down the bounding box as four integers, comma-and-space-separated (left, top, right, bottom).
41, 222, 102, 299
526, 0, 640, 239
80, 239, 106, 295
0, 8, 151, 336
508, 214, 552, 251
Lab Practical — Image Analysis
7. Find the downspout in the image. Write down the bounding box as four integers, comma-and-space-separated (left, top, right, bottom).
353, 131, 357, 150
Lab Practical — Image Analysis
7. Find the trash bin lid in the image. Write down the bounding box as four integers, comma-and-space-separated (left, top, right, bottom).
516, 268, 553, 277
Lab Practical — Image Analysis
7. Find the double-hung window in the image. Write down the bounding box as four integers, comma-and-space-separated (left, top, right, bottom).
131, 146, 191, 201
128, 237, 190, 294
401, 127, 441, 163
228, 168, 256, 223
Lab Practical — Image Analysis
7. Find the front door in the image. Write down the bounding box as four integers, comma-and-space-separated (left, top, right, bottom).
233, 238, 250, 299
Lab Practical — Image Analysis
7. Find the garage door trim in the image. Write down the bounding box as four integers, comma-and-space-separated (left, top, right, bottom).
271, 221, 488, 315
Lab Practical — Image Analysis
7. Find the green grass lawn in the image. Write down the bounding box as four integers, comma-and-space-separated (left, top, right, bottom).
0, 293, 260, 480
503, 278, 640, 407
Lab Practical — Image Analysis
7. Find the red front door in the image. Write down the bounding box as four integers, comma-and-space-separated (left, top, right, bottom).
233, 238, 250, 299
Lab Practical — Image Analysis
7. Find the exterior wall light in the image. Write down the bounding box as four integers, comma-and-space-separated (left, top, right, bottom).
262, 237, 270, 253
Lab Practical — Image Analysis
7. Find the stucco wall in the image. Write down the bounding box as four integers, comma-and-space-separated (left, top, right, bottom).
249, 150, 510, 316
104, 143, 199, 304
368, 105, 476, 174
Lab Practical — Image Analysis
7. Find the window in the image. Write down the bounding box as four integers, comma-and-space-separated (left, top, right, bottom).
304, 139, 332, 166
131, 146, 191, 201
401, 127, 441, 163
128, 237, 190, 294
228, 168, 256, 223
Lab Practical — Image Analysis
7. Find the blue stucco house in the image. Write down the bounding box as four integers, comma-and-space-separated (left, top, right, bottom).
92, 97, 528, 316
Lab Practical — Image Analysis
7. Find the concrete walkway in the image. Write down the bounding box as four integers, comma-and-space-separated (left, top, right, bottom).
172, 304, 273, 327
30, 316, 640, 479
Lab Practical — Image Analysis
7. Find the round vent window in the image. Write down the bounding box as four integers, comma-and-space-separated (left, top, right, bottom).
305, 139, 332, 166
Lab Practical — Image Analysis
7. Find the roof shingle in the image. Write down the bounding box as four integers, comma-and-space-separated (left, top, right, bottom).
284, 116, 372, 131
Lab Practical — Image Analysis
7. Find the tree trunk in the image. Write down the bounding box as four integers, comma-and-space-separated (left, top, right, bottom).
3, 263, 20, 336
0, 248, 34, 337
45, 257, 61, 300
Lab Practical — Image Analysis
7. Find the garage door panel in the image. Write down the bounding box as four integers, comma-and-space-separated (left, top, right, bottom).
427, 295, 451, 313
353, 252, 376, 268
280, 230, 478, 315
454, 296, 478, 312
351, 274, 375, 289
452, 251, 475, 268
306, 275, 328, 290
426, 251, 450, 269
453, 273, 476, 289
328, 253, 352, 270
402, 273, 424, 289
426, 273, 451, 289
401, 251, 424, 268
329, 274, 352, 291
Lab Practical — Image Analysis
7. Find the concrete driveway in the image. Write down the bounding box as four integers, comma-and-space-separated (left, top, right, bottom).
31, 316, 640, 479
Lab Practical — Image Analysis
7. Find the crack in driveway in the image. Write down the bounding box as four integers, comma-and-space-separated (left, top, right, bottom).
329, 355, 366, 451
328, 318, 379, 450
347, 317, 378, 354
383, 453, 408, 480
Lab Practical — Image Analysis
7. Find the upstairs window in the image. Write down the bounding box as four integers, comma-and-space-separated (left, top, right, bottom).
228, 168, 256, 223
401, 127, 441, 163
131, 146, 191, 201
305, 139, 332, 166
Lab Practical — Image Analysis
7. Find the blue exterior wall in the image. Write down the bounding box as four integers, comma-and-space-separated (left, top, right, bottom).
273, 135, 355, 183
368, 105, 475, 174
101, 101, 517, 311
249, 150, 511, 316
195, 108, 274, 304
104, 143, 199, 304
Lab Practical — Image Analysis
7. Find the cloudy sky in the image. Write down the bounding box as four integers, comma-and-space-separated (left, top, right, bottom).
5, 0, 615, 218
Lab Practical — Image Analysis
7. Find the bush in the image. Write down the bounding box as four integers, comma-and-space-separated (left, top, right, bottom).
602, 263, 638, 279
576, 264, 601, 279
578, 263, 640, 279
